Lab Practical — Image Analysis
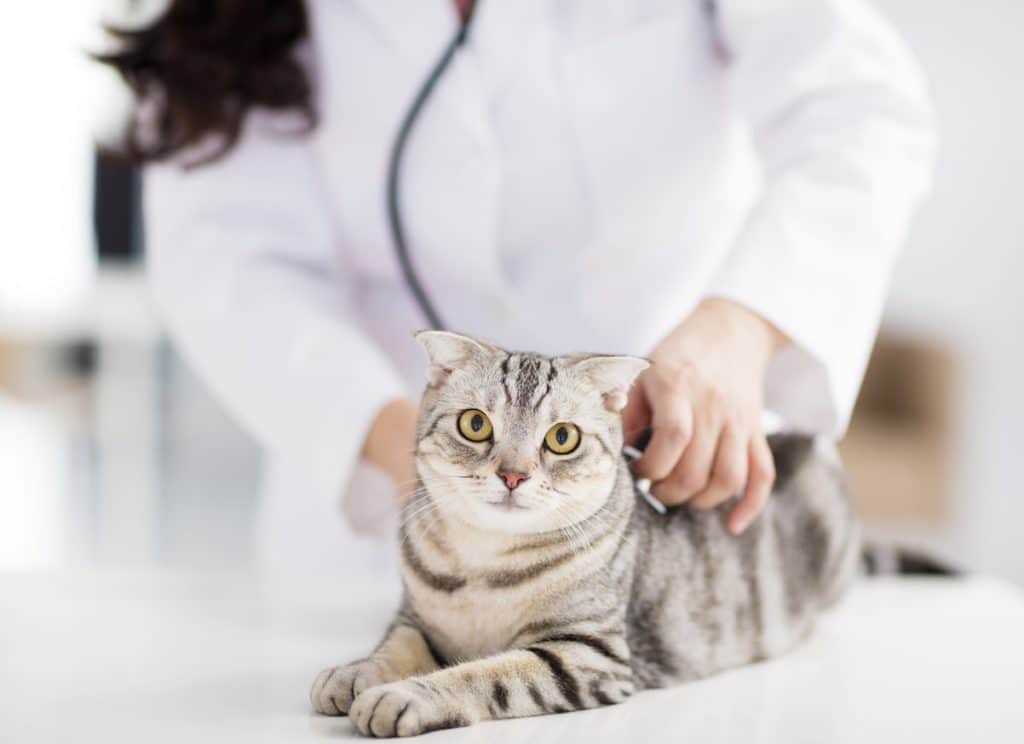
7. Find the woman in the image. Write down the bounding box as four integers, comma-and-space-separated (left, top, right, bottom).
101, 0, 936, 573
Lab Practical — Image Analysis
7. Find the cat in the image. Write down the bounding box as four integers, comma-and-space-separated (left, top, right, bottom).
311, 330, 862, 737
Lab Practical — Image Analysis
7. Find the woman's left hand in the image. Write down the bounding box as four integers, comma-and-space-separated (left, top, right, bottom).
622, 298, 787, 534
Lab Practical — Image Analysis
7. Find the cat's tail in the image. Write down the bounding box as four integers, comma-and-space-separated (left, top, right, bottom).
860, 543, 961, 576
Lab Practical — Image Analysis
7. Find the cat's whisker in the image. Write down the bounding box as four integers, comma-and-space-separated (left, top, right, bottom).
399, 494, 447, 532
400, 500, 453, 550
394, 474, 471, 490
548, 497, 636, 564
549, 503, 594, 559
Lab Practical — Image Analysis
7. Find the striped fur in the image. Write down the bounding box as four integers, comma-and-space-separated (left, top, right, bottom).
311, 334, 860, 737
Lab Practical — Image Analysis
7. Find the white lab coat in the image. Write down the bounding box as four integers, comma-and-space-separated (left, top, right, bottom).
144, 0, 936, 574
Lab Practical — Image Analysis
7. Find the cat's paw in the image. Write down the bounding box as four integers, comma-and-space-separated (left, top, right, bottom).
350, 679, 468, 738
310, 660, 393, 716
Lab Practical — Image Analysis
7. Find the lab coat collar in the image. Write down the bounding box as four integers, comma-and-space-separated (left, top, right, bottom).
347, 0, 482, 147
348, 0, 547, 150
349, 0, 459, 71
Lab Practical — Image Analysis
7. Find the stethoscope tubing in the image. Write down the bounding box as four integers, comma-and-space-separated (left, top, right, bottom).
386, 1, 481, 332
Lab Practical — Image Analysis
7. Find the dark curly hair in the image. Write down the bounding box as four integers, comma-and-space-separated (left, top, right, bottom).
95, 0, 315, 166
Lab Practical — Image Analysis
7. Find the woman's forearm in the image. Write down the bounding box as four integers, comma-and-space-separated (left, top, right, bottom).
362, 397, 420, 502
653, 297, 788, 374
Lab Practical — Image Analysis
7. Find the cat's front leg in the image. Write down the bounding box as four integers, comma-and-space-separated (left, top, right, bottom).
349, 639, 635, 737
311, 621, 438, 716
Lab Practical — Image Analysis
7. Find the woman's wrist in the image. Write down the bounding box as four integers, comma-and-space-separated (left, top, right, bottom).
361, 397, 420, 501
654, 297, 787, 373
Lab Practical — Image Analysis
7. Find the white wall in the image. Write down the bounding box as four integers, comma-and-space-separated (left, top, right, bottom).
878, 1, 1024, 580
0, 4, 99, 328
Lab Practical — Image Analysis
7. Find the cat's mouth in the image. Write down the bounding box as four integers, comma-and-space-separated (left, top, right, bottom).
484, 492, 529, 511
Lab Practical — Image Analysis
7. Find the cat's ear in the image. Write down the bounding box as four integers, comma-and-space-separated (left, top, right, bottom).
570, 355, 650, 412
414, 330, 501, 388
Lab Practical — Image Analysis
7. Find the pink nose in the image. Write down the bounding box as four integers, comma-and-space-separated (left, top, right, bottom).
497, 471, 529, 490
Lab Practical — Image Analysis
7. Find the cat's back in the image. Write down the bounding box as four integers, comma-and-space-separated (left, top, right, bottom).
626, 434, 860, 688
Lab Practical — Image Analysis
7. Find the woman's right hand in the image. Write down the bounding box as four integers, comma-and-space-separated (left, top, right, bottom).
361, 397, 420, 503
621, 298, 785, 534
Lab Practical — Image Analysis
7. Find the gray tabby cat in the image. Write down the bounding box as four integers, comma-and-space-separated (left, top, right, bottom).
311, 331, 861, 737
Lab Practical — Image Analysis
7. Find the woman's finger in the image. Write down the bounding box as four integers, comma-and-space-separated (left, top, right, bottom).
620, 387, 651, 448
727, 435, 776, 534
652, 410, 715, 506
635, 393, 693, 484
689, 426, 746, 510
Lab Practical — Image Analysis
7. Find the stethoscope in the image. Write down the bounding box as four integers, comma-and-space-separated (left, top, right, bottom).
385, 0, 666, 513
386, 0, 481, 333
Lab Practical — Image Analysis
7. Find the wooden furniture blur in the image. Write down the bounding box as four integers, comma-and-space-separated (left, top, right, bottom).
839, 333, 956, 525
0, 341, 15, 393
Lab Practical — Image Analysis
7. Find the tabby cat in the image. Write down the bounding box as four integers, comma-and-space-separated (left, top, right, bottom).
311, 331, 861, 737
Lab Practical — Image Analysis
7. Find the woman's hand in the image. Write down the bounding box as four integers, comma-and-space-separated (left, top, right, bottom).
362, 397, 420, 504
622, 298, 787, 534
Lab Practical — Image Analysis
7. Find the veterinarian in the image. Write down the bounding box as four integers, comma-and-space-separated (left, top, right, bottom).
104, 0, 935, 572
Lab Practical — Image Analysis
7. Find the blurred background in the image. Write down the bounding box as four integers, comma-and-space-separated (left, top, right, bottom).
0, 1, 1021, 581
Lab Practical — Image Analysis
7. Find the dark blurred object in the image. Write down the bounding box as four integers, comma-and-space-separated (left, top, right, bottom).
65, 341, 98, 376
840, 334, 956, 525
0, 342, 94, 401
93, 151, 143, 260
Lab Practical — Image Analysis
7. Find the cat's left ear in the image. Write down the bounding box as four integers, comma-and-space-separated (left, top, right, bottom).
570, 355, 650, 412
415, 330, 502, 388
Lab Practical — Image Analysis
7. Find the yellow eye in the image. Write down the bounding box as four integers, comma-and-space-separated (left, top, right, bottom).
544, 422, 581, 455
457, 409, 493, 442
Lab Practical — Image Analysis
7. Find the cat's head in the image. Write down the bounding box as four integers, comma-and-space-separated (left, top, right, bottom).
413, 331, 648, 535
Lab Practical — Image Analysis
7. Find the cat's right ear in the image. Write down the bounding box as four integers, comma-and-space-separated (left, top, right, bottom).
568, 354, 650, 412
414, 331, 500, 388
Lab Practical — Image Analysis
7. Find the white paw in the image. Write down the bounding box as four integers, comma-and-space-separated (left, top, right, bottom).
310, 660, 393, 716
350, 679, 468, 738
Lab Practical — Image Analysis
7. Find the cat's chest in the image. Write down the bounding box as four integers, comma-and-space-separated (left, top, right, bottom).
408, 579, 551, 662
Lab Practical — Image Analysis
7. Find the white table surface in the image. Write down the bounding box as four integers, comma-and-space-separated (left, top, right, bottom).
2, 570, 1023, 743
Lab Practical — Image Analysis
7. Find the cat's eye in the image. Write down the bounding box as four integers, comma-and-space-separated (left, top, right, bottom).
457, 409, 493, 442
544, 422, 581, 455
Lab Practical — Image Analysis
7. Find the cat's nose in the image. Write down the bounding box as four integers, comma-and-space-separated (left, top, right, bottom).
497, 471, 529, 490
